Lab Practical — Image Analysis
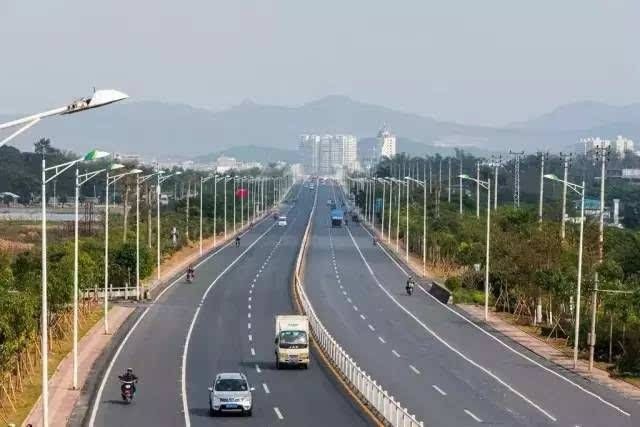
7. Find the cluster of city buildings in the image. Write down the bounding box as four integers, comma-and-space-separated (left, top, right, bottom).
582, 136, 635, 158
299, 126, 396, 175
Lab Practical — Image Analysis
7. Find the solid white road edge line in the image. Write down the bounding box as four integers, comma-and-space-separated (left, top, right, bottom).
432, 384, 447, 396
274, 407, 284, 419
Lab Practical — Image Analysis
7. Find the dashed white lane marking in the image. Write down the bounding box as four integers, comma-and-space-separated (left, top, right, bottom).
378, 336, 386, 344
263, 383, 270, 394
347, 297, 352, 303
342, 291, 347, 296
360, 314, 366, 320
249, 289, 253, 294
432, 385, 447, 396
248, 322, 251, 329
248, 296, 252, 301
464, 409, 482, 423
255, 364, 261, 373
392, 350, 401, 358
248, 304, 252, 310
248, 313, 251, 319
367, 324, 375, 332
409, 365, 421, 375
249, 334, 252, 342
353, 305, 358, 311
274, 407, 284, 420
251, 348, 256, 356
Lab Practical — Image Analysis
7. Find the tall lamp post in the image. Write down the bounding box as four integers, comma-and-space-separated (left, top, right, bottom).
544, 174, 585, 369
459, 174, 492, 321
1, 89, 128, 149
406, 177, 427, 275
41, 149, 112, 425
137, 171, 163, 297
72, 155, 114, 389
105, 167, 142, 334
199, 174, 216, 256
156, 171, 182, 281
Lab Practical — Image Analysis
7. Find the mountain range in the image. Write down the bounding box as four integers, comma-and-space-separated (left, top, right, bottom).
2, 96, 640, 161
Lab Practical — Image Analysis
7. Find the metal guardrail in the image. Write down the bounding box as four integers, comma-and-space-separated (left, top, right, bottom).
294, 183, 423, 427
82, 285, 139, 300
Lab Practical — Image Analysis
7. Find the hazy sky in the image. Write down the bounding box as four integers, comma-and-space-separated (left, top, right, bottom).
1, 1, 639, 126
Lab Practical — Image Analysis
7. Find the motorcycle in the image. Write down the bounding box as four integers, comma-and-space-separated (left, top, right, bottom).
186, 271, 195, 283
120, 380, 136, 403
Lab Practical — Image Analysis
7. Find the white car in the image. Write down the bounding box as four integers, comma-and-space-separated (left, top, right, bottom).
208, 372, 254, 416
278, 216, 287, 226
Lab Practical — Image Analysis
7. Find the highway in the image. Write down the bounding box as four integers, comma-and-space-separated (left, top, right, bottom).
303, 181, 639, 427
88, 183, 368, 426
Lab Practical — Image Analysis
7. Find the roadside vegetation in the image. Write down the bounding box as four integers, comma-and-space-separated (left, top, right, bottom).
0, 141, 288, 422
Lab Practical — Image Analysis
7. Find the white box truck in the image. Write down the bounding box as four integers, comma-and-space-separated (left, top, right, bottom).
275, 315, 310, 369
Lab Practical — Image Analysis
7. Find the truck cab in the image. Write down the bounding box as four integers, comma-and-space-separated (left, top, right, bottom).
275, 315, 309, 369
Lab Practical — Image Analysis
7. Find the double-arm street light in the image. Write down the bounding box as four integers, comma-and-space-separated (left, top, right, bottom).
156, 171, 182, 280
389, 178, 408, 257
105, 168, 142, 334
460, 174, 492, 321
41, 148, 112, 424
0, 89, 128, 149
544, 173, 585, 369
72, 158, 119, 389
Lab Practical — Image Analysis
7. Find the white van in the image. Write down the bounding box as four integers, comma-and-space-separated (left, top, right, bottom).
277, 216, 287, 226
275, 315, 309, 369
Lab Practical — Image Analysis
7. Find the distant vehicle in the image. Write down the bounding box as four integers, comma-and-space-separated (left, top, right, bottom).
351, 213, 359, 223
275, 315, 309, 369
159, 194, 169, 206
309, 184, 315, 190
278, 216, 287, 226
208, 372, 254, 416
331, 209, 344, 227
327, 199, 333, 206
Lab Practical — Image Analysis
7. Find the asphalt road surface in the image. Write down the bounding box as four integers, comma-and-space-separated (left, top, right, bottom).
303, 181, 639, 427
88, 183, 368, 427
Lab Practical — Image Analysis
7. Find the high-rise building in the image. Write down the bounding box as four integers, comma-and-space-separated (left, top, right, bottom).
357, 125, 397, 171
378, 125, 396, 158
299, 134, 358, 175
299, 134, 320, 174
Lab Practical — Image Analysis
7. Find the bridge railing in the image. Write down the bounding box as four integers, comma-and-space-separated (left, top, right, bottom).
294, 182, 423, 427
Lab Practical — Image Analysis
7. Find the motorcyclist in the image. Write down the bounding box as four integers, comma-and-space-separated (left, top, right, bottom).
118, 368, 138, 395
186, 265, 195, 281
372, 237, 377, 246
235, 236, 241, 247
406, 276, 415, 293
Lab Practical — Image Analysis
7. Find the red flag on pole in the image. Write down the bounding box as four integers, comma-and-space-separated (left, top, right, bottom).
236, 188, 248, 198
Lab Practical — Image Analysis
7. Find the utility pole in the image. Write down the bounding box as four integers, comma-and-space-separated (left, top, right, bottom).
589, 142, 610, 371
560, 153, 572, 241
491, 155, 502, 210
429, 158, 433, 194
538, 152, 548, 222
459, 155, 463, 215
476, 161, 481, 218
509, 150, 524, 209
448, 157, 452, 203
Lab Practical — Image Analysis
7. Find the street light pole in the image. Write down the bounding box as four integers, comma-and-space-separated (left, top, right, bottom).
405, 175, 409, 261
545, 174, 585, 368
156, 171, 182, 281
460, 174, 492, 321
233, 176, 237, 234
1, 89, 128, 148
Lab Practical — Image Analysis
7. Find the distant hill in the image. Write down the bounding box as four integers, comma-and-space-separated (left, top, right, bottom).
508, 101, 640, 132
2, 96, 640, 158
